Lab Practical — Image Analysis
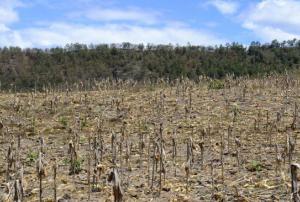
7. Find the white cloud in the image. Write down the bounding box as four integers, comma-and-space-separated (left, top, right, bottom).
208, 0, 239, 14
0, 24, 10, 32
242, 0, 300, 41
1, 22, 224, 47
0, 7, 19, 24
0, 0, 22, 47
0, 0, 22, 30
71, 7, 160, 24
245, 25, 300, 41
0, 29, 31, 48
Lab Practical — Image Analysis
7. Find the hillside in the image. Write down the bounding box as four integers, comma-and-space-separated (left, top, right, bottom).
1, 40, 300, 90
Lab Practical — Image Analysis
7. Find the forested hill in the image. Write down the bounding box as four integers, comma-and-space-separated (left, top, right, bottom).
1, 39, 300, 90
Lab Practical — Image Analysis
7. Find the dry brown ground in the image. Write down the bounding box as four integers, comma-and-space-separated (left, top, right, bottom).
0, 77, 300, 201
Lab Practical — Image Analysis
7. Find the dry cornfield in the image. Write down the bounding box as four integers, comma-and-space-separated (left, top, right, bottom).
1, 75, 300, 201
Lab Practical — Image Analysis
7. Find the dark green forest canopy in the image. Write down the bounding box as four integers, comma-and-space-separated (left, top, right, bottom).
1, 39, 300, 90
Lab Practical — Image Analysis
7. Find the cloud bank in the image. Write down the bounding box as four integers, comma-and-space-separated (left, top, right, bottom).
2, 0, 300, 47
0, 1, 225, 48
242, 0, 300, 41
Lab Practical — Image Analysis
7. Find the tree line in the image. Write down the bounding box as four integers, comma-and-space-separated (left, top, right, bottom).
1, 39, 300, 90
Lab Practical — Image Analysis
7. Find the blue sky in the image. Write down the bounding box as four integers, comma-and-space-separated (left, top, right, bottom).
1, 0, 300, 47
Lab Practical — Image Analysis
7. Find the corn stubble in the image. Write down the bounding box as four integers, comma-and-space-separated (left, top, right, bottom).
1, 75, 300, 201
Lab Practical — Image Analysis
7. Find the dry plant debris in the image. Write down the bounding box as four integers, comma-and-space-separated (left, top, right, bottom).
0, 76, 300, 201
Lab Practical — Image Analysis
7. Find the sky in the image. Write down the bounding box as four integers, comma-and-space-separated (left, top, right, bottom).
1, 0, 300, 48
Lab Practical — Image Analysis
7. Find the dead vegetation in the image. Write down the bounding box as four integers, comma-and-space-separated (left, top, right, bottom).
1, 75, 300, 201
